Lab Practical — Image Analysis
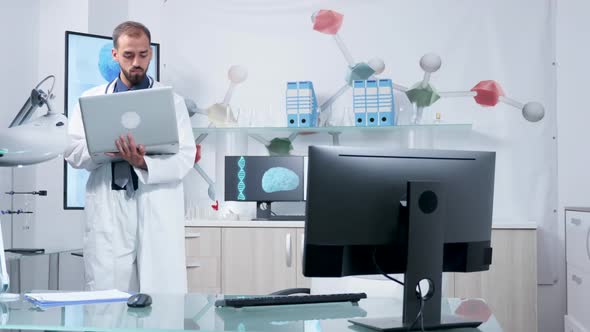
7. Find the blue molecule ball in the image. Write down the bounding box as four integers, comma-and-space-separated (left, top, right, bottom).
98, 43, 120, 82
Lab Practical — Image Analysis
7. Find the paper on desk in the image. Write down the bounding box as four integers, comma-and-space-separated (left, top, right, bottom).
24, 289, 131, 307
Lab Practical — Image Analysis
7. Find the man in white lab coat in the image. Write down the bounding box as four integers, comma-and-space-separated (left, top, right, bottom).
65, 21, 196, 293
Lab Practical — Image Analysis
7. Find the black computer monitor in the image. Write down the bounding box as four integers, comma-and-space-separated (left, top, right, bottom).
225, 156, 305, 220
303, 145, 495, 331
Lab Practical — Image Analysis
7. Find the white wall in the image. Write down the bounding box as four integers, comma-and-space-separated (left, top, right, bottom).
0, 0, 40, 252
88, 0, 128, 37
32, 0, 89, 290
11, 0, 143, 292
553, 1, 590, 332
6, 0, 89, 291
7, 0, 148, 292
556, 3, 590, 210
143, 0, 557, 227
17, 0, 89, 250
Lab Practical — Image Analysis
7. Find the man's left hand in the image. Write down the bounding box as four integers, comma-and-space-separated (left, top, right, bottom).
106, 133, 147, 170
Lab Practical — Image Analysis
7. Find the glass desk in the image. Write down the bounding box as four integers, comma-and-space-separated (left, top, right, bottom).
0, 293, 502, 331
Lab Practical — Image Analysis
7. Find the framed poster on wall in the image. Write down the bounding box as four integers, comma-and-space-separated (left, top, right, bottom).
63, 31, 160, 209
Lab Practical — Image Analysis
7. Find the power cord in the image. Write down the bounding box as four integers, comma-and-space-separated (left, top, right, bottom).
408, 284, 425, 332
372, 248, 425, 332
371, 248, 404, 286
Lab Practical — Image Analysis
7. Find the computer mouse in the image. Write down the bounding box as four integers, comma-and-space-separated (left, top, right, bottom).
127, 293, 152, 308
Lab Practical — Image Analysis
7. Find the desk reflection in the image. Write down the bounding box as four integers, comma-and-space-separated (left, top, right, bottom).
214, 302, 367, 331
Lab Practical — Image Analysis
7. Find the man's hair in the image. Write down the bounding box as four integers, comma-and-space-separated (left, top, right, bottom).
112, 21, 151, 48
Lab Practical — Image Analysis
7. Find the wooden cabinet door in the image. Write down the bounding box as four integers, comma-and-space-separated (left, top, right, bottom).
454, 229, 537, 332
185, 227, 221, 293
222, 227, 297, 295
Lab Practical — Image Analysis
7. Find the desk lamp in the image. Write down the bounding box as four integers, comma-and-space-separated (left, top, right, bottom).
0, 75, 66, 300
0, 75, 67, 166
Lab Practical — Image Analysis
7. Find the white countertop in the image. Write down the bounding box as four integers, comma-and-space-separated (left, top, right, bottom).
185, 219, 305, 228
185, 219, 537, 230
491, 224, 537, 230
565, 206, 590, 213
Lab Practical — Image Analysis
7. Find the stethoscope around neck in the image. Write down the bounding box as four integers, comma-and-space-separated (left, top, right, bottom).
105, 75, 154, 94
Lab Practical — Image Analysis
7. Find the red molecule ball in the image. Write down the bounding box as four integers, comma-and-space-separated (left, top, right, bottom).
471, 80, 505, 107
312, 9, 343, 35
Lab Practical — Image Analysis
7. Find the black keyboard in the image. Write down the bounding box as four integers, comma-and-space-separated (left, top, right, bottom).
5, 248, 45, 254
268, 215, 306, 221
253, 215, 306, 221
214, 293, 367, 308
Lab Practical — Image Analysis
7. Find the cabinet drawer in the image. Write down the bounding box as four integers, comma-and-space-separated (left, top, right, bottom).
566, 211, 590, 273
185, 227, 221, 257
186, 256, 221, 293
567, 266, 590, 331
565, 315, 589, 332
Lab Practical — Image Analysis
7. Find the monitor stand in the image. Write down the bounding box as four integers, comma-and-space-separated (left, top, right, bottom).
254, 201, 273, 220
349, 181, 482, 331
252, 201, 305, 221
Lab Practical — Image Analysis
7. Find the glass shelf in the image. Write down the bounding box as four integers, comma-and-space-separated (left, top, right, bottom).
192, 123, 472, 137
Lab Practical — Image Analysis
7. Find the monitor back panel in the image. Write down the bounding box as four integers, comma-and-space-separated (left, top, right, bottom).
305, 146, 495, 247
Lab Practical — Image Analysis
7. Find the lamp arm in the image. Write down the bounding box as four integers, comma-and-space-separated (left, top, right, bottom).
9, 75, 56, 128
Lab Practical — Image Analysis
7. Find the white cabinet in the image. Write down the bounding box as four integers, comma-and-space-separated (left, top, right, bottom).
566, 314, 587, 332
566, 210, 590, 274
185, 223, 536, 332
453, 229, 537, 332
567, 265, 590, 331
185, 227, 222, 293
222, 227, 297, 295
565, 208, 590, 332
185, 223, 308, 295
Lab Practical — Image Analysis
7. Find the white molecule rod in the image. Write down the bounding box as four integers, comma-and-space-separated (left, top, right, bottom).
249, 134, 270, 146
438, 91, 477, 98
222, 83, 235, 106
392, 83, 409, 92
222, 65, 248, 106
320, 83, 350, 113
498, 95, 524, 109
332, 34, 355, 67
195, 133, 208, 145
193, 163, 216, 201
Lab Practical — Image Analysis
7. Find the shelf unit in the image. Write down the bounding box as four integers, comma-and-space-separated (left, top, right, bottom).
192, 123, 472, 136
191, 124, 473, 150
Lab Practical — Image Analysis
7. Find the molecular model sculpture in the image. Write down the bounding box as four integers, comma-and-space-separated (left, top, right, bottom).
311, 9, 386, 115
190, 65, 248, 205
188, 65, 248, 127
311, 9, 545, 125
394, 53, 545, 124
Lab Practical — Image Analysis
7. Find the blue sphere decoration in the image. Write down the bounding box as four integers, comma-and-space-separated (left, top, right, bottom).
98, 43, 120, 82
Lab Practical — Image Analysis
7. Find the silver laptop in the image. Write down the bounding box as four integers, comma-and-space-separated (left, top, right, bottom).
79, 86, 179, 163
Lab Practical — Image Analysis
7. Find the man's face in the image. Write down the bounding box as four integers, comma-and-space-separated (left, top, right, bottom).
112, 33, 152, 86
